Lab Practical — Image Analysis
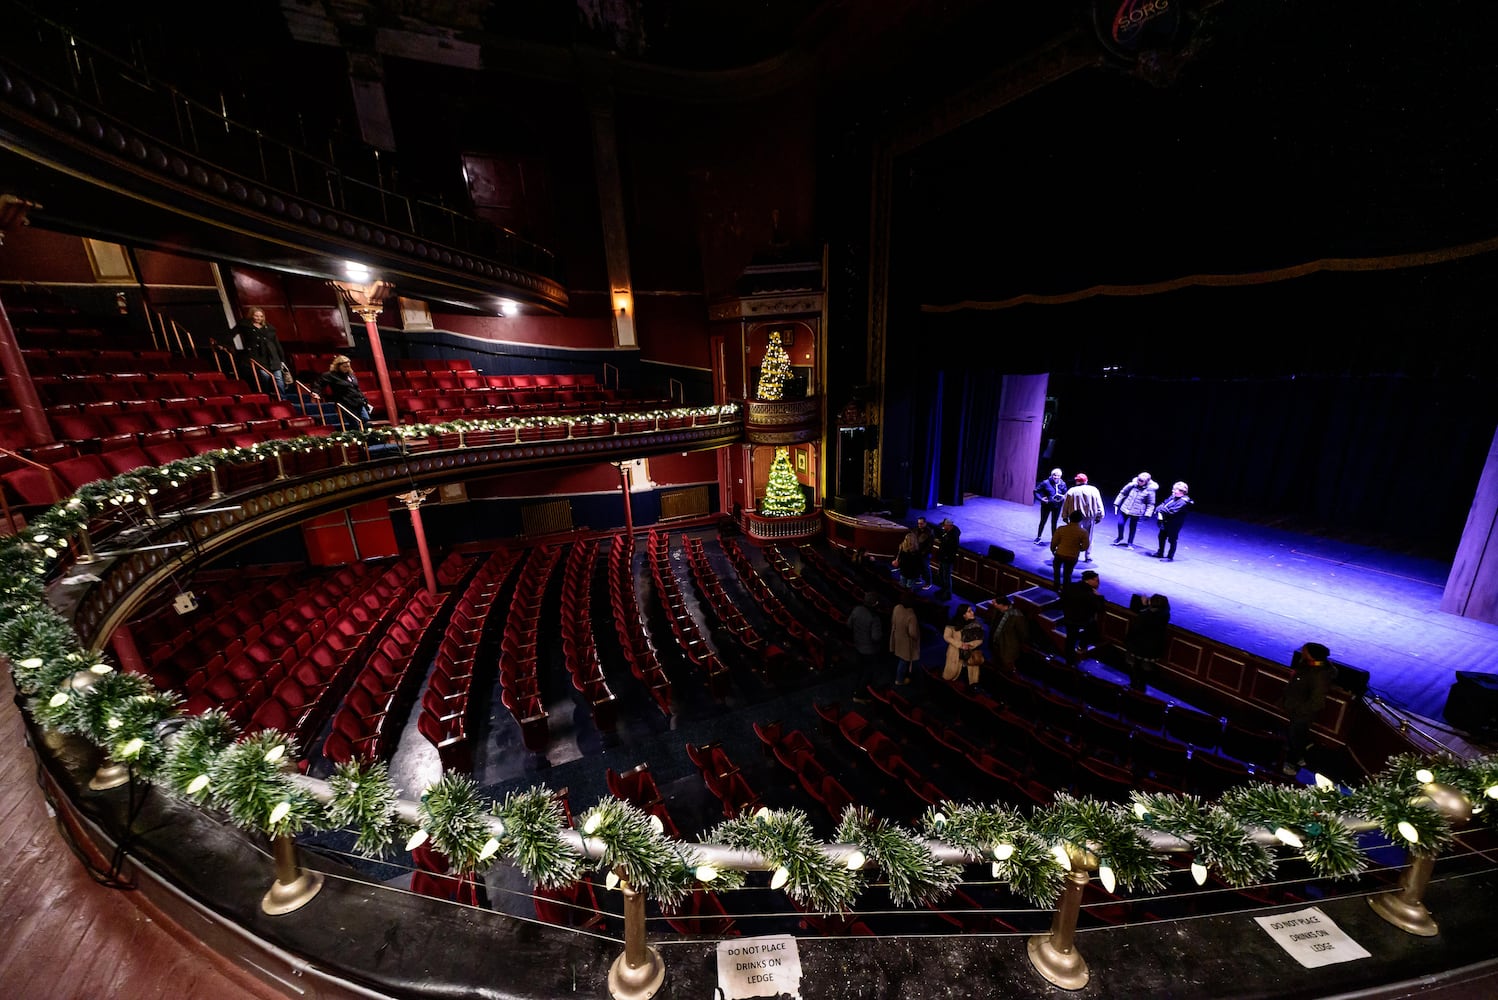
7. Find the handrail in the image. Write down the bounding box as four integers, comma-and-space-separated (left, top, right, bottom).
290, 376, 363, 431
602, 362, 619, 390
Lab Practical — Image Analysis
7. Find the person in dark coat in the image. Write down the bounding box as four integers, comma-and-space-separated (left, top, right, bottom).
227, 307, 290, 395
1113, 472, 1158, 547
1059, 570, 1104, 665
1151, 481, 1194, 561
986, 596, 1029, 673
313, 355, 373, 428
934, 517, 961, 599
1033, 468, 1067, 545
1282, 641, 1336, 774
1124, 593, 1170, 690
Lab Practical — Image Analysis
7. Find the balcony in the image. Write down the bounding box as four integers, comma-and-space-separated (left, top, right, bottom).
742, 396, 820, 445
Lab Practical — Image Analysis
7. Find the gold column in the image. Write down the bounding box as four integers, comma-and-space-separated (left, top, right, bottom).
395, 487, 438, 598
330, 280, 399, 427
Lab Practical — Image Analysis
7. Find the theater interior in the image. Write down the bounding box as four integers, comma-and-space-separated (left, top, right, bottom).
3, 1, 1498, 998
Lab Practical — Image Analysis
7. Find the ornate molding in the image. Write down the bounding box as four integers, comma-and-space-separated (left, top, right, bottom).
709, 293, 824, 321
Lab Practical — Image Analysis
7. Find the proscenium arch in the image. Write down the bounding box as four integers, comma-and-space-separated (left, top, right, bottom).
67, 425, 743, 651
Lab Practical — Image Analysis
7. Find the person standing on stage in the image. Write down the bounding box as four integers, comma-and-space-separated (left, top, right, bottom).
1151, 481, 1194, 561
1282, 642, 1336, 774
1060, 473, 1105, 563
1033, 468, 1067, 545
1112, 471, 1158, 548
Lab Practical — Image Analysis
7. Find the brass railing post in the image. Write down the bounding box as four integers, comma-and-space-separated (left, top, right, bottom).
1367, 781, 1472, 937
608, 875, 665, 1000
1027, 848, 1093, 991
262, 832, 324, 915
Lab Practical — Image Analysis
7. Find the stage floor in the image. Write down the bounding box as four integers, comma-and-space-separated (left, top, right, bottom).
909, 495, 1498, 737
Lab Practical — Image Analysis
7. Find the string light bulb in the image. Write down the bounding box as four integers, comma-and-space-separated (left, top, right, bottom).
1133, 801, 1149, 820
477, 837, 499, 861
844, 850, 866, 871
1414, 768, 1434, 784
187, 774, 210, 795
605, 870, 620, 890
268, 801, 291, 825
1274, 827, 1303, 848
1396, 821, 1420, 844
1051, 845, 1073, 871
264, 744, 286, 764
1314, 773, 1335, 791
648, 814, 664, 835
1191, 862, 1209, 885
993, 843, 1014, 861
695, 864, 719, 882
121, 737, 144, 758
405, 829, 429, 851
583, 812, 602, 835
770, 867, 790, 890
48, 691, 68, 708
1098, 865, 1117, 894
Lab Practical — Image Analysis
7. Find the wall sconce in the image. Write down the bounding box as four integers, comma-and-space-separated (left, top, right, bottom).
613, 292, 632, 316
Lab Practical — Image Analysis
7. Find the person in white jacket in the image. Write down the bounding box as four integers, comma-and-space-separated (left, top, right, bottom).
1060, 473, 1105, 563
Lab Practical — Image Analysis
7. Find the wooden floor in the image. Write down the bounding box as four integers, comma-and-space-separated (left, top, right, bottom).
0, 673, 285, 1000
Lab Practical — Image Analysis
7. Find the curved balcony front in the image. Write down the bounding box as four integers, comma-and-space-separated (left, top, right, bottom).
743, 396, 821, 445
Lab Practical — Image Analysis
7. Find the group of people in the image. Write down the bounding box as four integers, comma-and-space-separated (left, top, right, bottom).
892, 515, 962, 599
215, 307, 374, 428
1036, 469, 1194, 589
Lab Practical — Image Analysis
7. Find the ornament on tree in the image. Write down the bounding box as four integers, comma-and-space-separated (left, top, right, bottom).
756, 330, 792, 400
762, 446, 807, 516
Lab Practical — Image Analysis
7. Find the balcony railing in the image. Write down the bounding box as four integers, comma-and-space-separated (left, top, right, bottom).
0, 1, 558, 279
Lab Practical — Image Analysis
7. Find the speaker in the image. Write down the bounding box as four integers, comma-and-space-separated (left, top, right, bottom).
1444, 671, 1498, 734
986, 544, 1015, 564
1332, 661, 1370, 698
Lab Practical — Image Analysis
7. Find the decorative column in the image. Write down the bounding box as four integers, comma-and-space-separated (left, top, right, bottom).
395, 487, 438, 598
615, 462, 634, 538
330, 279, 399, 427
108, 624, 146, 676
0, 196, 56, 445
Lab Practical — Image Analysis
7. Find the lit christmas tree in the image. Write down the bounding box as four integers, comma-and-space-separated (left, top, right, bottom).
761, 446, 807, 516
755, 330, 791, 400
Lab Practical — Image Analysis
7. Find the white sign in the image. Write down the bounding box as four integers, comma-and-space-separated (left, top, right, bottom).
716, 934, 803, 999
1254, 906, 1371, 968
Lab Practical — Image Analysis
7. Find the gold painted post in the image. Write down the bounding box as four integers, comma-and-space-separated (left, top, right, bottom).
1367, 781, 1473, 936
261, 832, 324, 915
1027, 847, 1093, 991
608, 876, 665, 1000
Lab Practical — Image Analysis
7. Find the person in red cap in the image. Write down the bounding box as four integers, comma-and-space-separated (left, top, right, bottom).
1060, 473, 1105, 562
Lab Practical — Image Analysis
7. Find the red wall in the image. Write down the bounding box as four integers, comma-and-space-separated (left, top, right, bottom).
0, 228, 99, 284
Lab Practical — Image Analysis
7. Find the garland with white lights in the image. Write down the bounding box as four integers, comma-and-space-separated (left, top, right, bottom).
1, 412, 1497, 922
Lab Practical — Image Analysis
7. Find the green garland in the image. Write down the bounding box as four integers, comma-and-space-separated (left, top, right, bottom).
1030, 794, 1168, 896
159, 710, 239, 803
1220, 783, 1365, 878
710, 807, 860, 913
494, 787, 584, 889
326, 760, 401, 858
578, 797, 700, 905
207, 731, 319, 838
836, 805, 961, 908
1129, 792, 1275, 887
922, 801, 1066, 907
418, 772, 494, 873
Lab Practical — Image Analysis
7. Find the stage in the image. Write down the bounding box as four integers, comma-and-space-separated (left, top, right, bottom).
909, 495, 1498, 742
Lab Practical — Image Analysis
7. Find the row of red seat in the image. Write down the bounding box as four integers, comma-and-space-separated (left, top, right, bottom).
607, 534, 671, 717
647, 531, 729, 696
720, 536, 827, 671
408, 550, 523, 772
559, 539, 616, 730
329, 570, 450, 764
497, 546, 561, 752
764, 543, 847, 626
684, 536, 765, 652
